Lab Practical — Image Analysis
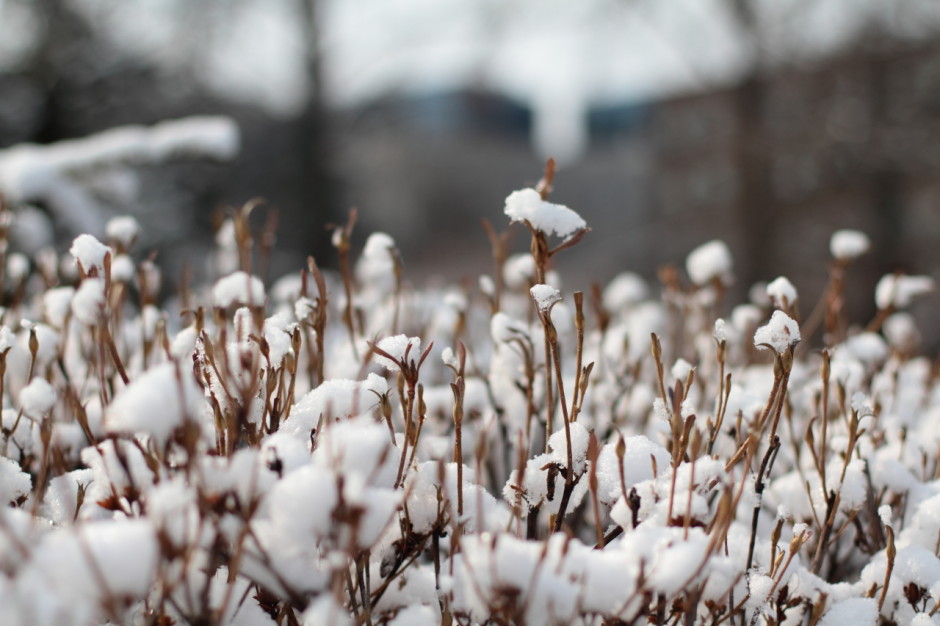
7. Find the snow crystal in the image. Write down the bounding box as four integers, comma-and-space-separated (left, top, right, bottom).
876, 274, 934, 309
69, 233, 112, 275
71, 278, 105, 325
754, 310, 800, 354
212, 271, 265, 308
19, 377, 55, 417
105, 215, 141, 248
105, 362, 205, 445
819, 597, 877, 626
375, 335, 422, 371
766, 276, 798, 307
530, 283, 562, 312
686, 240, 733, 286
830, 229, 871, 261
504, 188, 586, 238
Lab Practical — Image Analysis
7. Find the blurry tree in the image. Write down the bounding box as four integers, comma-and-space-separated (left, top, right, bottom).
0, 0, 338, 276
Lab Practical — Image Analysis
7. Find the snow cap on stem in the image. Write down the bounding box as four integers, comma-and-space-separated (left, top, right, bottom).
374, 335, 422, 372
830, 229, 870, 261
754, 310, 800, 355
69, 234, 112, 276
686, 240, 733, 287
504, 188, 586, 238
530, 283, 562, 313
875, 274, 934, 310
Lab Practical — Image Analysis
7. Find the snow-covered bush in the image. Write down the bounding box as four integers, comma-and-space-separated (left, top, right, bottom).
0, 162, 938, 625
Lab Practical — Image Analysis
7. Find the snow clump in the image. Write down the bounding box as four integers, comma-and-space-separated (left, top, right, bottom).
830, 229, 871, 261
212, 271, 265, 308
753, 310, 801, 354
686, 239, 733, 286
504, 188, 586, 238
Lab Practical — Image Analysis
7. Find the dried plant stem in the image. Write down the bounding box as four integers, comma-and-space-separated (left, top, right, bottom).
452, 376, 465, 518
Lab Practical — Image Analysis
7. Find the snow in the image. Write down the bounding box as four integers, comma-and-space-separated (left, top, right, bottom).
819, 597, 877, 626
6, 252, 29, 283
302, 596, 352, 626
883, 312, 919, 351
0, 457, 31, 505
671, 358, 694, 381
374, 335, 422, 371
68, 234, 112, 276
0, 325, 13, 352
70, 278, 105, 325
753, 310, 800, 354
387, 604, 437, 626
5, 164, 940, 623
504, 188, 586, 238
104, 215, 141, 248
503, 253, 536, 289
766, 276, 798, 307
42, 287, 74, 329
105, 362, 205, 445
602, 272, 648, 311
879, 504, 893, 528
490, 312, 528, 343
212, 271, 266, 308
530, 283, 562, 312
356, 232, 397, 294
686, 239, 733, 286
830, 229, 871, 260
19, 377, 56, 417
875, 274, 934, 309
282, 373, 388, 436
714, 318, 727, 342
0, 117, 239, 212
109, 254, 135, 283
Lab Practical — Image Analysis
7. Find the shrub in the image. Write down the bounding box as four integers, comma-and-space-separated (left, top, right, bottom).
0, 164, 937, 625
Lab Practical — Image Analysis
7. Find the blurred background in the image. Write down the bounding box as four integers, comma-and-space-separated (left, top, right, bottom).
1, 0, 939, 344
